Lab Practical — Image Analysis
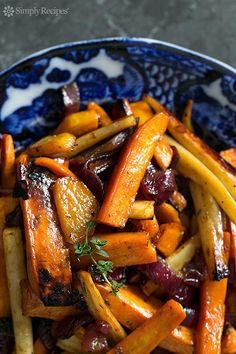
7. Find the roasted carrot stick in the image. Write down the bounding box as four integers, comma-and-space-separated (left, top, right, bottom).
87, 102, 113, 126
131, 216, 159, 239
97, 284, 162, 329
97, 113, 169, 227
18, 154, 72, 305
195, 231, 230, 354
156, 222, 185, 257
55, 110, 99, 136
71, 232, 157, 268
154, 138, 173, 170
34, 157, 77, 179
1, 134, 16, 188
107, 299, 186, 354
195, 279, 227, 354
130, 101, 153, 125
155, 202, 181, 224
220, 148, 236, 169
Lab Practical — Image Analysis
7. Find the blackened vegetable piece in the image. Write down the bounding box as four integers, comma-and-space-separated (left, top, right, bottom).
52, 314, 93, 339
18, 154, 73, 306
141, 164, 177, 206
0, 318, 14, 354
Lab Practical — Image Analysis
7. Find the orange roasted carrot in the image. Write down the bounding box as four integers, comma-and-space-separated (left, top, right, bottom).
96, 284, 162, 330
34, 338, 49, 354
55, 110, 99, 136
107, 299, 186, 354
70, 232, 157, 268
156, 222, 185, 257
34, 157, 77, 179
222, 325, 236, 354
87, 102, 112, 126
97, 113, 169, 227
154, 138, 173, 170
155, 202, 181, 224
130, 101, 153, 125
131, 216, 159, 240
1, 134, 16, 188
195, 230, 230, 354
18, 154, 72, 305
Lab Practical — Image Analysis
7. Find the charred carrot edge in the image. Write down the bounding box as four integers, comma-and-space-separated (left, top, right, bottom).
97, 113, 169, 227
182, 99, 194, 132
87, 102, 113, 126
34, 157, 77, 179
1, 134, 16, 189
154, 138, 173, 170
33, 338, 49, 354
107, 299, 186, 354
195, 231, 230, 354
156, 222, 185, 257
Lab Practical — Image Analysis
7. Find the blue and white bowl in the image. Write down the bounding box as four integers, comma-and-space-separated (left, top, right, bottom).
0, 37, 235, 150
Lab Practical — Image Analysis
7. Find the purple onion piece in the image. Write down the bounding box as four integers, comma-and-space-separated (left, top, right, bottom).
38, 319, 56, 350
225, 312, 236, 327
62, 82, 80, 115
141, 164, 177, 205
5, 205, 23, 228
183, 268, 204, 288
53, 314, 93, 339
182, 307, 198, 327
95, 321, 111, 335
82, 324, 110, 353
139, 258, 194, 306
80, 164, 104, 203
170, 145, 180, 169
0, 318, 14, 354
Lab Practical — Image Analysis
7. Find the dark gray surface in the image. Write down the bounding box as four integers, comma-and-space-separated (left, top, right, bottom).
0, 0, 235, 72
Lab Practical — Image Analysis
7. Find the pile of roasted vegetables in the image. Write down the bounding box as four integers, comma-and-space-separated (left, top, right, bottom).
1, 82, 236, 354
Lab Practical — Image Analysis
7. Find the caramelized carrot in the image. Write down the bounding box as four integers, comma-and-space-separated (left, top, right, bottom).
220, 148, 236, 169
71, 232, 157, 268
97, 113, 169, 227
18, 154, 72, 305
55, 110, 99, 136
155, 202, 181, 224
156, 222, 185, 257
131, 216, 159, 239
154, 139, 173, 170
130, 101, 153, 125
195, 279, 227, 354
87, 102, 113, 126
1, 134, 16, 188
107, 299, 186, 354
34, 157, 77, 179
195, 227, 230, 353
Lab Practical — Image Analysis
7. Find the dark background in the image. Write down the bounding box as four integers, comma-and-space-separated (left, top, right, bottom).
0, 0, 235, 71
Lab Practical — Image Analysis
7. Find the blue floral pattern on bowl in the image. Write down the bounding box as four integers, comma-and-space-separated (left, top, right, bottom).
0, 38, 235, 150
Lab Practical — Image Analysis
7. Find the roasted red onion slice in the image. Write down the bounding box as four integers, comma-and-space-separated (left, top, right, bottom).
62, 82, 80, 115
80, 163, 104, 203
53, 314, 93, 339
81, 323, 110, 353
139, 258, 194, 305
141, 164, 177, 205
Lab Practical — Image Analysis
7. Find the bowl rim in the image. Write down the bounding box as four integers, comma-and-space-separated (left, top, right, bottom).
0, 37, 235, 78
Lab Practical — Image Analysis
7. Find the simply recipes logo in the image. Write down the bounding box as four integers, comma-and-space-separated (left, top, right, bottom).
2, 5, 69, 17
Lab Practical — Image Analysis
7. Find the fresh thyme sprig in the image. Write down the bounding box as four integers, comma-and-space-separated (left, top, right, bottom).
74, 221, 125, 296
